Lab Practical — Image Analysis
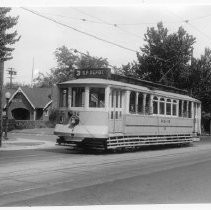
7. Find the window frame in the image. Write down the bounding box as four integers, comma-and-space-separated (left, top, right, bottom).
59, 88, 68, 108
89, 87, 106, 108
129, 91, 137, 114
71, 86, 85, 108
153, 96, 159, 115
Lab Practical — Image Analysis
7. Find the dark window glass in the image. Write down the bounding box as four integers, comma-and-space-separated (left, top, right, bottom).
159, 98, 165, 115
173, 100, 177, 116
89, 88, 105, 108
111, 111, 113, 119
183, 101, 187, 117
153, 96, 158, 114
116, 91, 119, 108
166, 99, 171, 115
188, 102, 192, 118
179, 100, 182, 117
145, 94, 151, 115
71, 87, 85, 107
129, 91, 136, 113
115, 111, 118, 119
138, 93, 144, 113
60, 88, 68, 107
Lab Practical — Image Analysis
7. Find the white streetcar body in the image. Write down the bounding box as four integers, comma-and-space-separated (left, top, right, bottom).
54, 69, 201, 150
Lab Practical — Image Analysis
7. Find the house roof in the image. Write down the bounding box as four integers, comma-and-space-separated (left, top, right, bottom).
3, 87, 52, 109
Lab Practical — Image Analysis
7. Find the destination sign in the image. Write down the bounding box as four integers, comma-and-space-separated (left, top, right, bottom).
75, 68, 111, 79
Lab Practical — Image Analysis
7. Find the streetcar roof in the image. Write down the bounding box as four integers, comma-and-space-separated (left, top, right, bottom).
59, 78, 149, 91
153, 90, 200, 103
59, 78, 200, 103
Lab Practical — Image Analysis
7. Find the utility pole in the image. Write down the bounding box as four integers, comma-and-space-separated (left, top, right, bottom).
7, 67, 17, 88
0, 60, 4, 147
31, 57, 34, 86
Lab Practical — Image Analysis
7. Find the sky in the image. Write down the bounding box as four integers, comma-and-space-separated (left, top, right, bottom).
3, 0, 211, 85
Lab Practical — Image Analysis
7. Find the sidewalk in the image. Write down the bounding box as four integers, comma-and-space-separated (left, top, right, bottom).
0, 128, 56, 151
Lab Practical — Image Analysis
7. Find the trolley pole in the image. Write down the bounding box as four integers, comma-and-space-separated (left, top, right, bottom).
0, 60, 4, 147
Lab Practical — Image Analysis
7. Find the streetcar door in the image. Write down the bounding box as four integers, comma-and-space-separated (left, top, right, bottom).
193, 102, 198, 134
109, 89, 124, 133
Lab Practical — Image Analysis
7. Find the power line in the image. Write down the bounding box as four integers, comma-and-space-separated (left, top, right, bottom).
41, 12, 104, 24
22, 7, 173, 63
72, 8, 186, 26
72, 8, 143, 39
167, 10, 211, 45
190, 14, 211, 21
7, 67, 17, 88
21, 7, 138, 54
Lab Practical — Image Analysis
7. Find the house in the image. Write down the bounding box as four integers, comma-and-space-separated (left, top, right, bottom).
3, 87, 53, 121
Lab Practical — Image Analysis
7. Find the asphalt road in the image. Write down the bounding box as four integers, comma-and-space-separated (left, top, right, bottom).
1, 133, 211, 206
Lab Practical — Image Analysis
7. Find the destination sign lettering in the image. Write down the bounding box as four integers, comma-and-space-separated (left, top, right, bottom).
75, 68, 111, 79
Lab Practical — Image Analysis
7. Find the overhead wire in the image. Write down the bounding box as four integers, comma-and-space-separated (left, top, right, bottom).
21, 7, 138, 54
40, 12, 104, 24
21, 7, 172, 63
167, 10, 211, 45
72, 7, 143, 38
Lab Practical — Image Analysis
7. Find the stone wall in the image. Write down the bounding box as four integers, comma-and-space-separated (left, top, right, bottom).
15, 120, 48, 129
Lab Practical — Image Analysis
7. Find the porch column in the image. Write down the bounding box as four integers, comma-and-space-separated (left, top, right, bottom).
33, 109, 36, 121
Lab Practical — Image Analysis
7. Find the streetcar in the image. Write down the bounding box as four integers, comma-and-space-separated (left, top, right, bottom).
54, 68, 201, 150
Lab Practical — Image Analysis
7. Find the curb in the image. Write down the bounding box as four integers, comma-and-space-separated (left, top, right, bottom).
9, 132, 54, 137
0, 138, 56, 151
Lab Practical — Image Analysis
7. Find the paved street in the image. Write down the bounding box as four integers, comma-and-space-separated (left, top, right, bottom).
1, 131, 211, 206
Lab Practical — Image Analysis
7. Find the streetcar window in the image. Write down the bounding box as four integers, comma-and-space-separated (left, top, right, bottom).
153, 96, 158, 114
129, 91, 136, 113
71, 87, 85, 107
89, 88, 105, 108
172, 100, 177, 116
166, 99, 171, 115
145, 94, 151, 115
183, 101, 187, 117
60, 88, 68, 107
179, 100, 182, 117
138, 93, 144, 114
159, 98, 165, 115
188, 101, 192, 118
116, 91, 119, 108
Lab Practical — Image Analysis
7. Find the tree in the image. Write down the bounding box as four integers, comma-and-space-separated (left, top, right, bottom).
188, 48, 211, 113
0, 8, 20, 61
121, 22, 196, 88
34, 46, 109, 87
0, 7, 20, 146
